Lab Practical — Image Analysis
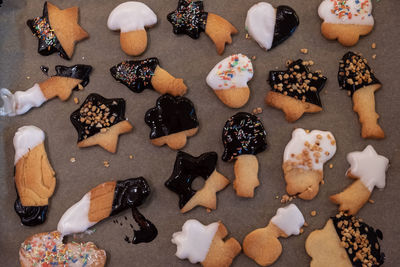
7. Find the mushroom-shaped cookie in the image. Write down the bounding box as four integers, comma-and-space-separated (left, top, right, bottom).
206, 54, 254, 108
107, 1, 157, 56
330, 145, 389, 215
243, 204, 305, 266
145, 94, 199, 150
222, 112, 267, 198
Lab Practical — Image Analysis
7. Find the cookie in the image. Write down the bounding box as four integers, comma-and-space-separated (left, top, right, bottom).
338, 52, 384, 139
13, 126, 55, 226
222, 112, 267, 198
306, 212, 384, 267
330, 145, 389, 215
27, 1, 88, 59
243, 204, 305, 266
165, 151, 229, 213
318, 0, 374, 46
206, 54, 254, 108
0, 64, 92, 116
144, 94, 199, 150
107, 2, 157, 56
245, 2, 299, 50
265, 59, 327, 122
172, 219, 241, 267
110, 57, 187, 96
283, 128, 336, 200
58, 177, 157, 244
167, 0, 238, 55
19, 231, 106, 267
70, 93, 133, 153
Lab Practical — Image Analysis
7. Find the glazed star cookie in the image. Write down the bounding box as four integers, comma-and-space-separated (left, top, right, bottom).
222, 112, 267, 198
338, 52, 384, 139
13, 126, 55, 226
172, 219, 241, 267
145, 94, 199, 150
283, 128, 336, 200
165, 151, 230, 213
58, 177, 158, 244
110, 58, 187, 96
306, 212, 385, 267
167, 0, 238, 55
107, 2, 157, 56
20, 231, 106, 267
243, 204, 305, 266
0, 64, 92, 116
266, 59, 327, 122
70, 93, 133, 153
318, 0, 374, 46
206, 54, 254, 108
245, 2, 299, 50
27, 1, 88, 59
330, 145, 389, 215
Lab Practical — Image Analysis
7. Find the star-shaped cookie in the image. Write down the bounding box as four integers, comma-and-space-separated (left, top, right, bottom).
165, 151, 229, 213
27, 2, 88, 59
70, 93, 133, 153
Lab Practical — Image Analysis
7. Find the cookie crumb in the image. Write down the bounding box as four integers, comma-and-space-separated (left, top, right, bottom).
26, 76, 30, 80
252, 107, 263, 115
78, 84, 84, 90
129, 154, 134, 159
300, 228, 304, 234
74, 97, 79, 104
206, 208, 212, 213
103, 160, 110, 168
368, 199, 375, 204
82, 56, 85, 60
305, 129, 310, 133
245, 33, 250, 39
325, 90, 328, 94
371, 42, 376, 49
300, 48, 308, 54
329, 163, 333, 169
280, 194, 292, 204
70, 157, 76, 163
275, 195, 279, 199
304, 222, 309, 227
310, 210, 317, 217
321, 180, 325, 185
372, 54, 377, 60
251, 56, 256, 60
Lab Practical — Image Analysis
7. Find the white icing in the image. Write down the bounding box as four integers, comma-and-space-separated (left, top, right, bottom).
245, 2, 276, 50
270, 204, 304, 236
171, 219, 219, 263
318, 0, 374, 25
206, 54, 253, 90
284, 128, 337, 171
107, 1, 157, 33
0, 84, 46, 116
57, 193, 96, 236
346, 145, 389, 192
13, 125, 45, 164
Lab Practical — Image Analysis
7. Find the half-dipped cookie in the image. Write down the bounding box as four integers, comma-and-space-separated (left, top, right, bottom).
144, 94, 199, 150
70, 93, 133, 153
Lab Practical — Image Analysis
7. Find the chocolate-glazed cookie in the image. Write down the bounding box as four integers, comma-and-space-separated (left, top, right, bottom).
222, 112, 267, 198
144, 94, 199, 150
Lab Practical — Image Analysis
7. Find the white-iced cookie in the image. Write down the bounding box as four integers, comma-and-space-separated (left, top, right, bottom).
330, 145, 389, 215
206, 54, 253, 108
318, 0, 374, 46
283, 128, 337, 200
107, 1, 157, 56
172, 219, 241, 267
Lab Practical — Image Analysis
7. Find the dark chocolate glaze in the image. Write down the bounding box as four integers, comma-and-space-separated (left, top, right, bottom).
144, 94, 199, 139
338, 52, 381, 96
27, 2, 69, 59
110, 177, 157, 244
165, 151, 217, 209
14, 195, 48, 226
269, 59, 327, 107
332, 214, 384, 266
70, 93, 126, 142
110, 58, 159, 93
222, 112, 267, 162
167, 0, 208, 39
40, 65, 49, 75
55, 64, 92, 89
271, 6, 299, 49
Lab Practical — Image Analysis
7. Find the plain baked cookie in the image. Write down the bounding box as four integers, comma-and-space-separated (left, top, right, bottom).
172, 219, 241, 267
306, 212, 384, 267
107, 1, 157, 56
318, 0, 374, 46
282, 128, 336, 200
330, 145, 389, 215
243, 204, 305, 266
165, 151, 230, 213
206, 54, 254, 108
